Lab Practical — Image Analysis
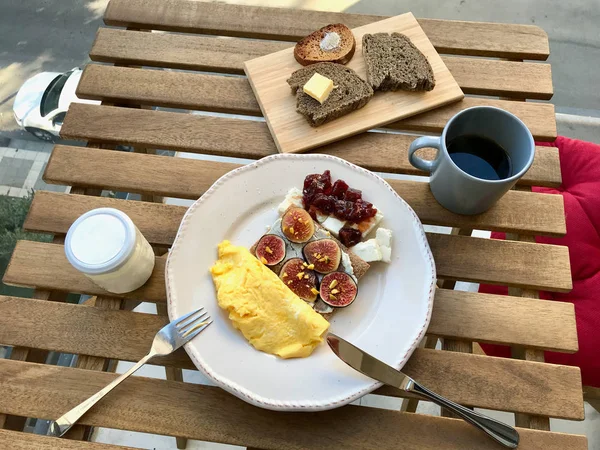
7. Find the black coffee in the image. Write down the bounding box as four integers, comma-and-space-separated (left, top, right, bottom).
447, 135, 512, 180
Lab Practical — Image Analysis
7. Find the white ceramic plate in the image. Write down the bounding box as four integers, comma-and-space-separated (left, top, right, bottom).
166, 154, 435, 411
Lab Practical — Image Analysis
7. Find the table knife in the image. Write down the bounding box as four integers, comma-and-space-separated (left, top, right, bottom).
327, 333, 519, 449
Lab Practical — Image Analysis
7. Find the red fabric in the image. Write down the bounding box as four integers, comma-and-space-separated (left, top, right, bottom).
479, 136, 600, 388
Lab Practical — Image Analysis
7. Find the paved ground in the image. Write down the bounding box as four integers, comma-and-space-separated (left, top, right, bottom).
0, 140, 67, 197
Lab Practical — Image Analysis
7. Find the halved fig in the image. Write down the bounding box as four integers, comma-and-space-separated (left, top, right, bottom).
255, 234, 286, 266
319, 272, 357, 308
281, 207, 315, 243
280, 258, 319, 302
303, 239, 341, 274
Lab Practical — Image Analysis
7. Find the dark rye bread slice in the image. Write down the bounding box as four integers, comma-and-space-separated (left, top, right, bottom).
287, 62, 373, 127
294, 24, 356, 66
362, 32, 435, 92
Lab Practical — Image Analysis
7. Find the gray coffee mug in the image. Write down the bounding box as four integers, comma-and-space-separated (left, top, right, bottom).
408, 106, 535, 215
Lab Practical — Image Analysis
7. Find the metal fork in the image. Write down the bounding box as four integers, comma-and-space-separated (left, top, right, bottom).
47, 307, 212, 438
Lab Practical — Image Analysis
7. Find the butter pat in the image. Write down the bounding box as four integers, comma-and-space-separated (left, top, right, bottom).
303, 73, 334, 104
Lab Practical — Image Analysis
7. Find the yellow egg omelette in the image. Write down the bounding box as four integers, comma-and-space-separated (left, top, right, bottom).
210, 240, 330, 359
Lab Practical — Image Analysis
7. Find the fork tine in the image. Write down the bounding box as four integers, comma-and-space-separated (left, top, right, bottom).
179, 311, 209, 333
181, 317, 211, 338
181, 320, 213, 341
174, 307, 205, 328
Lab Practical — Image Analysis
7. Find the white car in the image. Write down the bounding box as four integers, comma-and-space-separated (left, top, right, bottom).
13, 68, 99, 141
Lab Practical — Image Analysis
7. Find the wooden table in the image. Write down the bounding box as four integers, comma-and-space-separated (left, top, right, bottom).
0, 1, 588, 449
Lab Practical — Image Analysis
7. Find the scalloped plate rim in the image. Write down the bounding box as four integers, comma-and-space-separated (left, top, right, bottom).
165, 153, 436, 411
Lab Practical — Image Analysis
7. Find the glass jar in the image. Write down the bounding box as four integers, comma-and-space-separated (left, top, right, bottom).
65, 208, 155, 294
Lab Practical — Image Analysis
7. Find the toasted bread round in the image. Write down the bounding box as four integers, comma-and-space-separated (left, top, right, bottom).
294, 24, 356, 66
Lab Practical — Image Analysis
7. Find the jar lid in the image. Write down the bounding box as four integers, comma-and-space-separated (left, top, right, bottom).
65, 208, 137, 275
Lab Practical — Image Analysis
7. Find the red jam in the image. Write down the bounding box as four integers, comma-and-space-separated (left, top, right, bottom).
303, 170, 377, 223
303, 171, 377, 247
338, 227, 362, 247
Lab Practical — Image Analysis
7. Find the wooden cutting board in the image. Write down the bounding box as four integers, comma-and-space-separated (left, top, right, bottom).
244, 13, 464, 154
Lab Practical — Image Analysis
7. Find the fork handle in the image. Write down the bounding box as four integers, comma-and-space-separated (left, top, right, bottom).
409, 381, 519, 449
47, 352, 155, 437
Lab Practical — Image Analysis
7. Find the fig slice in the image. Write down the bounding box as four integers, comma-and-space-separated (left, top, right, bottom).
281, 207, 315, 243
320, 272, 357, 308
280, 257, 319, 302
303, 239, 341, 274
255, 234, 286, 266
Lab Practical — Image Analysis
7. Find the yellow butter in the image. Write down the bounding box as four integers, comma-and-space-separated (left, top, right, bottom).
210, 241, 330, 359
303, 72, 334, 104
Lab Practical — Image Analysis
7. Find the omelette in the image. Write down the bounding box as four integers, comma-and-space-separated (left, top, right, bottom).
210, 241, 330, 358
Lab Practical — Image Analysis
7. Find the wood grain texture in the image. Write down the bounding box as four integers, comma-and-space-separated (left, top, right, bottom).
61, 104, 277, 159
86, 35, 552, 100
0, 430, 137, 450
0, 295, 191, 370
58, 103, 559, 184
0, 359, 585, 437
4, 241, 167, 302
429, 289, 577, 352
79, 65, 261, 116
429, 233, 572, 292
442, 56, 552, 99
0, 289, 577, 380
26, 192, 185, 247
61, 107, 556, 169
506, 187, 552, 432
75, 296, 122, 372
103, 0, 550, 60
388, 96, 556, 139
374, 349, 583, 419
43, 146, 566, 236
4, 233, 570, 302
245, 13, 464, 153
90, 28, 289, 75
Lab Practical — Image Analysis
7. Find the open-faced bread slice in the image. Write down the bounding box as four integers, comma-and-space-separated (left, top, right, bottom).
250, 207, 370, 320
294, 24, 356, 66
362, 32, 435, 92
287, 62, 373, 127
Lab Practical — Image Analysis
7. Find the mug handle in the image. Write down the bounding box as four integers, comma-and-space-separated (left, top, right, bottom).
408, 136, 442, 173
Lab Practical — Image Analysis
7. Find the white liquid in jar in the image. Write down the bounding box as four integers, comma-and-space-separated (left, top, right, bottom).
65, 208, 155, 294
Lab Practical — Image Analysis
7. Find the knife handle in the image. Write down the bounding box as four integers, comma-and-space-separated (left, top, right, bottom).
408, 381, 519, 449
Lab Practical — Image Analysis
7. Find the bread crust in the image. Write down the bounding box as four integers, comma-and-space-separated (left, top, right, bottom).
294, 24, 356, 66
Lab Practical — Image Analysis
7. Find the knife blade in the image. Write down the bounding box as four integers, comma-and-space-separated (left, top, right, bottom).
326, 332, 415, 391
326, 333, 519, 449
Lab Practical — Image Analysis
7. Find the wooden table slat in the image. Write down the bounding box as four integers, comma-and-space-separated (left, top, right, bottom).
0, 359, 585, 439
47, 136, 562, 188
0, 429, 136, 450
57, 104, 561, 185
429, 289, 577, 352
61, 89, 556, 148
0, 288, 577, 379
44, 146, 566, 237
387, 96, 556, 140
4, 232, 571, 302
83, 47, 553, 102
430, 233, 571, 292
103, 0, 550, 60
